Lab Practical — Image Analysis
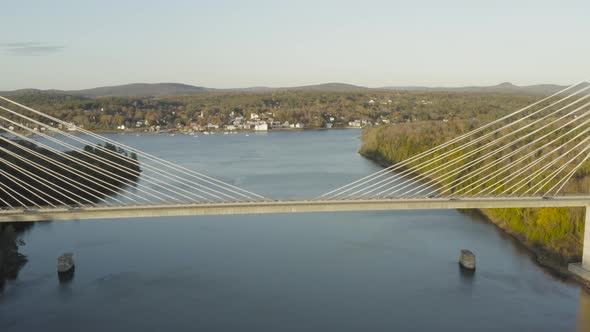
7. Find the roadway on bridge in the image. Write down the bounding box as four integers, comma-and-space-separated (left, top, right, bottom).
1, 196, 589, 223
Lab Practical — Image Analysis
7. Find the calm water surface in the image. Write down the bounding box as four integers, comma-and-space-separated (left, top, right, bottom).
1, 129, 589, 331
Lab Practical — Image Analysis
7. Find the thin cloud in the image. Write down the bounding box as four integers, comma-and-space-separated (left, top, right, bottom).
1, 42, 65, 56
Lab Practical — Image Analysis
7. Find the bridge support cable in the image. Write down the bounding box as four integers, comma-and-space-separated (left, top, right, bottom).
433, 113, 590, 197
504, 136, 590, 195
397, 104, 589, 198
550, 150, 590, 195
320, 81, 590, 199
322, 85, 590, 199
0, 96, 267, 202
0, 132, 130, 206
347, 96, 590, 198
0, 112, 232, 205
0, 104, 260, 203
451, 128, 590, 197
0, 166, 53, 208
0, 179, 28, 208
0, 157, 73, 208
0, 108, 227, 203
0, 126, 157, 206
484, 137, 590, 197
318, 83, 589, 199
0, 169, 43, 208
403, 102, 590, 198
0, 188, 14, 209
0, 152, 86, 207
317, 82, 590, 199
0, 117, 193, 205
0, 143, 107, 206
364, 100, 590, 198
529, 143, 590, 196
458, 118, 590, 196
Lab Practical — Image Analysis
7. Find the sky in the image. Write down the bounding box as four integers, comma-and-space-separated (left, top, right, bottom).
0, 0, 588, 90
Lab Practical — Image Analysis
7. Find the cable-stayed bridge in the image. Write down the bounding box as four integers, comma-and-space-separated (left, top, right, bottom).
0, 82, 589, 279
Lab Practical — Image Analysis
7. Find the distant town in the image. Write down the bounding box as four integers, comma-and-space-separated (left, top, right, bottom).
1, 86, 544, 135
114, 109, 374, 133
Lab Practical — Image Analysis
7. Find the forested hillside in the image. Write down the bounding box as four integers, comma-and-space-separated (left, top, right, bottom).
361, 119, 589, 270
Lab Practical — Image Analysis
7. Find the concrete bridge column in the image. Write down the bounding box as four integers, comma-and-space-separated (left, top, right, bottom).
584, 206, 590, 270
569, 205, 590, 281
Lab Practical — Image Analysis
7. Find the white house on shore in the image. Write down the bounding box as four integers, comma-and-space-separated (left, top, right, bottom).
254, 122, 268, 131
348, 120, 362, 127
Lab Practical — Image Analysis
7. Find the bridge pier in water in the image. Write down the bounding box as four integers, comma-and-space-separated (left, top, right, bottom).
569, 205, 590, 283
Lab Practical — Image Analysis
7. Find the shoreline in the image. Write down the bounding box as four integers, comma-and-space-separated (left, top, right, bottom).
360, 151, 590, 289
20, 126, 364, 139
91, 126, 364, 135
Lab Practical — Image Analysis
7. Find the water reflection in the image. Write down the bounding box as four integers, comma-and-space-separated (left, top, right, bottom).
57, 276, 75, 302
58, 267, 75, 284
458, 264, 476, 297
577, 288, 590, 332
0, 222, 33, 292
458, 265, 476, 282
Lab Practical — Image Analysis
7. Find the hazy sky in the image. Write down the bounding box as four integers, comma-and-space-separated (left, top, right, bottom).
1, 0, 588, 90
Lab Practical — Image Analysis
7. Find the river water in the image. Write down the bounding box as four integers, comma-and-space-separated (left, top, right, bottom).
0, 129, 588, 331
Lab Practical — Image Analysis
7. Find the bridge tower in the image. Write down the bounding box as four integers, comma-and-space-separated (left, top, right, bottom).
569, 206, 590, 283
586, 206, 590, 271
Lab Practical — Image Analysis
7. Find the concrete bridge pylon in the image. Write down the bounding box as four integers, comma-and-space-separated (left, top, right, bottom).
569, 205, 590, 283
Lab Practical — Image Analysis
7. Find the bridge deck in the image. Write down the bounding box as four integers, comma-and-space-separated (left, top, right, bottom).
1, 196, 589, 222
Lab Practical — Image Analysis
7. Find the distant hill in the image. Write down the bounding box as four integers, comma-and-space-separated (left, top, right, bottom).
2, 81, 585, 98
0, 83, 208, 98
379, 82, 586, 95
284, 82, 368, 91
225, 83, 368, 93
69, 83, 208, 97
0, 88, 70, 96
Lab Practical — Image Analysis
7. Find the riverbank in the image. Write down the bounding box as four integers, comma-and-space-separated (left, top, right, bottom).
360, 150, 590, 288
